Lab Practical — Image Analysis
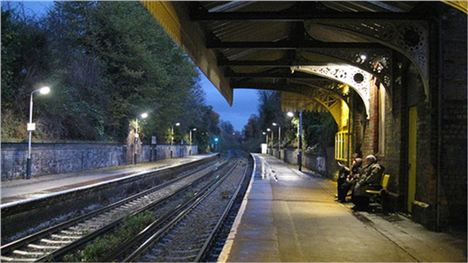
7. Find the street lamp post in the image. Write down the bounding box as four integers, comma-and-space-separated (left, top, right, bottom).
262, 131, 268, 144
26, 86, 51, 179
286, 111, 302, 171
189, 128, 197, 145
266, 128, 272, 154
171, 122, 180, 145
134, 112, 148, 165
188, 128, 197, 155
272, 122, 281, 159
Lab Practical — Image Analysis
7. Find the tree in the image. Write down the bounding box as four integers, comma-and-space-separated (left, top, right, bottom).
218, 121, 241, 151
1, 6, 50, 140
1, 1, 219, 146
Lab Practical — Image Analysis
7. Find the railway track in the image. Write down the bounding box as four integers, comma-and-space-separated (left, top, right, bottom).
105, 157, 250, 262
0, 158, 225, 262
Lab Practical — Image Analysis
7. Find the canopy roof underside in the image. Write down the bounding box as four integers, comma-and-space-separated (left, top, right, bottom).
141, 1, 464, 111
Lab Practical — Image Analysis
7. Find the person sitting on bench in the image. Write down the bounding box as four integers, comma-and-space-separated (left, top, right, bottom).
338, 158, 363, 202
352, 155, 384, 210
336, 152, 361, 201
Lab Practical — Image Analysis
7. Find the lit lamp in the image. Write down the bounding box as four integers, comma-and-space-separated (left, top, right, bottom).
133, 112, 148, 164
286, 111, 302, 171
171, 122, 180, 145
266, 128, 273, 154
26, 86, 51, 179
189, 128, 197, 145
266, 128, 272, 143
272, 122, 281, 159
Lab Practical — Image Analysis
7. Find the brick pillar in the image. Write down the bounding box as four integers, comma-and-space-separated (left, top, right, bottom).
361, 79, 380, 156
371, 80, 380, 154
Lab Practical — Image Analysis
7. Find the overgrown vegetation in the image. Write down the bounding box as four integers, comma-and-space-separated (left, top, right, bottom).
63, 211, 154, 262
1, 2, 220, 151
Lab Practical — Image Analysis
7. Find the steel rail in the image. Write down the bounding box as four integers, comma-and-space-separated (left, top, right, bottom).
39, 160, 228, 262
194, 160, 249, 262
0, 158, 223, 262
115, 160, 241, 262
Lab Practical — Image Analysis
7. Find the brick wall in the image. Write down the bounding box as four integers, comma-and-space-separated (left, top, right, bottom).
408, 4, 467, 230
360, 79, 379, 156
440, 102, 467, 228
438, 5, 467, 229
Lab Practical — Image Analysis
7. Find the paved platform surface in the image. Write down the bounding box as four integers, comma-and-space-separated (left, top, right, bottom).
1, 154, 215, 205
220, 154, 466, 262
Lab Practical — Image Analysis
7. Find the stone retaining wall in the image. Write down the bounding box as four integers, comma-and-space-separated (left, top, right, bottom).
1, 143, 198, 180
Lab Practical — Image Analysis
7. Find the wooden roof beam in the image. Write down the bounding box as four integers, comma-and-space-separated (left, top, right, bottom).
232, 83, 305, 92
207, 40, 384, 49
190, 10, 424, 21
218, 59, 329, 67
225, 72, 325, 80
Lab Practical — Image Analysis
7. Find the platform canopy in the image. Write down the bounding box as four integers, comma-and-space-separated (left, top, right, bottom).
141, 1, 463, 113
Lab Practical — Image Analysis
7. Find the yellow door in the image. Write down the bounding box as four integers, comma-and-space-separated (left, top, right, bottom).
407, 106, 417, 213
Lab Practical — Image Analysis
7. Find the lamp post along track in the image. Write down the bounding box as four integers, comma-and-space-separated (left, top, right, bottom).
0, 158, 225, 262
116, 157, 249, 262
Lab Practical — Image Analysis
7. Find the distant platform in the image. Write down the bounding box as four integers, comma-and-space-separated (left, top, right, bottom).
1, 154, 216, 207
218, 154, 466, 262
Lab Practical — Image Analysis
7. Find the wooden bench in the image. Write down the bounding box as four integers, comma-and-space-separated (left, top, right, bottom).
366, 174, 391, 213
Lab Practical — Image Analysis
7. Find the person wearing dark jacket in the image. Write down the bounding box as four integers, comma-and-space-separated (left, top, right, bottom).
336, 153, 361, 201
338, 158, 363, 202
352, 155, 384, 210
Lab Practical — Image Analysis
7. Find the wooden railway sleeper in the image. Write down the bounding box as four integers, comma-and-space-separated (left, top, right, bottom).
59, 230, 83, 235
39, 238, 72, 245
27, 243, 61, 250
12, 250, 46, 257
1, 255, 37, 262
50, 234, 81, 240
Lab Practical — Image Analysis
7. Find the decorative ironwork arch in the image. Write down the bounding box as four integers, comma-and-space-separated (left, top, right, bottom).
291, 64, 372, 118
298, 48, 393, 91
305, 20, 429, 99
281, 86, 350, 130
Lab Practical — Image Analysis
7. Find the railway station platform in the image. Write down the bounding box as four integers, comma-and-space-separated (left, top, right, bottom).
219, 154, 466, 262
1, 154, 216, 206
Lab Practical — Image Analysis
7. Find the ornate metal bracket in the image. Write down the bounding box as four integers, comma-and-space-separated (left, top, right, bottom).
299, 47, 392, 92
291, 65, 372, 118
305, 20, 429, 99
288, 78, 348, 98
299, 87, 339, 109
281, 87, 350, 129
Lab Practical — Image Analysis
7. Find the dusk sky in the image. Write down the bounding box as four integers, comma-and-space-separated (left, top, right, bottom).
16, 0, 259, 132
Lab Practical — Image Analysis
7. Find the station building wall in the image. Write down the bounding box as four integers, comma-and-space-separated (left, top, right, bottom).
350, 4, 466, 231
269, 4, 466, 231
437, 5, 467, 230
1, 143, 198, 180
